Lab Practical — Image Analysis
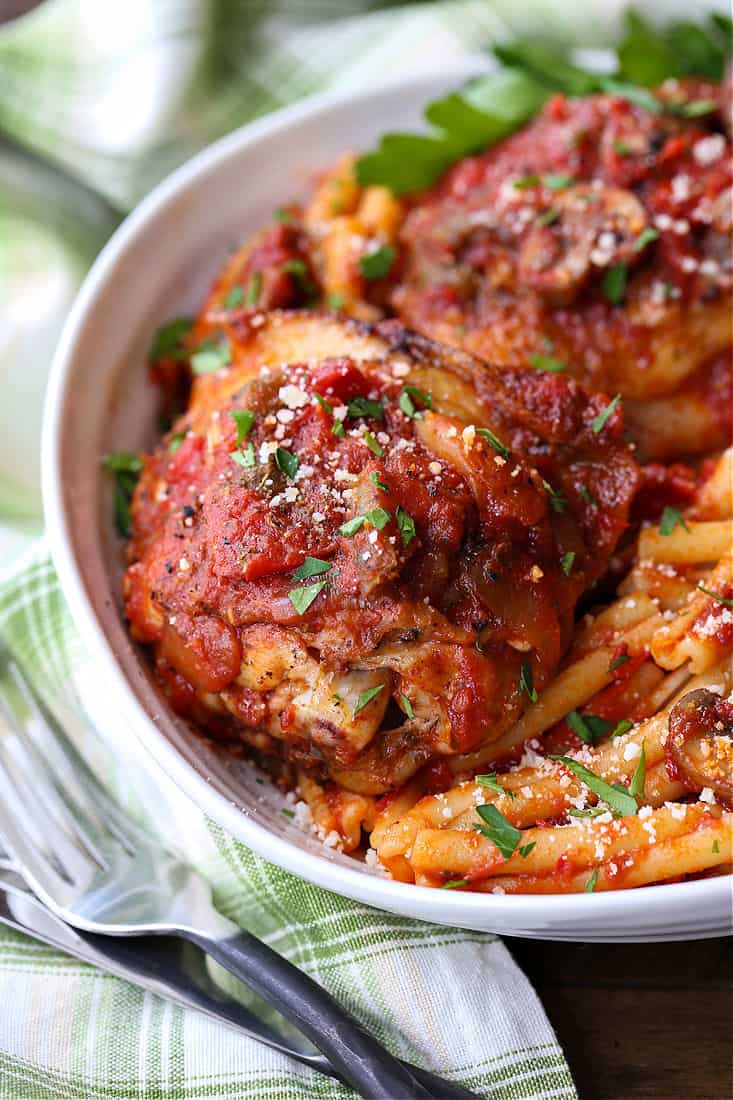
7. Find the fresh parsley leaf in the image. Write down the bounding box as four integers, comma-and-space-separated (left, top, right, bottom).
370, 472, 390, 492
519, 842, 536, 858
566, 711, 614, 745
543, 480, 567, 513
104, 452, 143, 476
551, 755, 638, 817
103, 452, 143, 537
712, 839, 720, 855
591, 394, 621, 434
399, 385, 432, 419
288, 580, 327, 615
281, 808, 295, 819
492, 39, 598, 96
275, 447, 299, 479
359, 245, 395, 280
628, 739, 647, 800
224, 284, 244, 309
149, 317, 193, 361
191, 337, 231, 375
476, 773, 516, 799
578, 484, 598, 507
442, 879, 469, 889
340, 516, 366, 537
610, 653, 630, 672
659, 506, 690, 536
281, 258, 307, 277
348, 396, 384, 420
474, 804, 522, 860
168, 432, 186, 454
327, 292, 346, 311
274, 207, 293, 223
597, 77, 663, 112
229, 409, 255, 444
245, 270, 262, 306
560, 551, 575, 576
396, 506, 416, 547
568, 806, 608, 819
513, 174, 541, 189
530, 353, 566, 373
519, 660, 538, 703
585, 869, 599, 893
697, 586, 733, 609
536, 207, 560, 226
314, 393, 333, 414
602, 264, 627, 305
365, 507, 391, 531
400, 694, 415, 719
633, 227, 659, 252
364, 431, 384, 457
668, 97, 718, 118
476, 427, 510, 460
292, 557, 332, 581
544, 173, 575, 190
231, 443, 256, 468
353, 683, 385, 716
611, 719, 634, 739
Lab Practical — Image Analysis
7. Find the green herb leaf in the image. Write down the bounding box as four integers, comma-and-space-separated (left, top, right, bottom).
551, 755, 638, 817
578, 484, 598, 507
628, 739, 647, 800
359, 245, 395, 280
149, 317, 193, 361
633, 227, 659, 252
597, 77, 663, 112
519, 842, 536, 858
442, 879, 469, 889
364, 431, 384, 457
611, 719, 634, 739
274, 207, 293, 223
229, 409, 255, 444
513, 174, 541, 190
560, 551, 575, 576
288, 580, 327, 615
610, 653, 630, 672
340, 516, 366, 537
566, 711, 614, 745
370, 472, 390, 492
104, 452, 143, 475
476, 773, 516, 799
591, 394, 621, 434
667, 97, 718, 118
400, 694, 415, 719
168, 432, 186, 454
519, 660, 538, 703
224, 284, 244, 309
568, 806, 608, 819
399, 385, 433, 420
231, 443, 256, 468
585, 869, 599, 893
314, 393, 333, 415
697, 585, 733, 609
103, 452, 143, 537
602, 264, 628, 305
245, 270, 262, 306
530, 353, 566, 373
191, 337, 231, 375
354, 683, 385, 716
293, 557, 332, 581
281, 808, 295, 819
396, 506, 416, 547
365, 507, 391, 531
275, 447, 299, 479
712, 839, 720, 855
476, 427, 510, 460
474, 804, 522, 860
536, 207, 560, 226
348, 396, 384, 420
659, 506, 690, 536
327, 292, 346, 311
543, 480, 567, 513
544, 173, 575, 190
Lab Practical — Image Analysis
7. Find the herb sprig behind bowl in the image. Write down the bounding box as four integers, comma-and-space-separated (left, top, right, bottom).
356, 9, 731, 197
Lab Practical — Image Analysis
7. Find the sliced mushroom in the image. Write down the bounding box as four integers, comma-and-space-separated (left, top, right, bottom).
666, 688, 733, 809
518, 185, 649, 305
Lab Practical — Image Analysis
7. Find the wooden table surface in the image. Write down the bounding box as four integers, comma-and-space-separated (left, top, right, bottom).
509, 936, 732, 1100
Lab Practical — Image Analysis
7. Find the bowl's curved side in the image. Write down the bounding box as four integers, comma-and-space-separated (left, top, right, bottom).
41, 63, 732, 941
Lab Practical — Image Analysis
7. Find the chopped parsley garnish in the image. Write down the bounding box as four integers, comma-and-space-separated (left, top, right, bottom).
149, 317, 193, 361
519, 842, 536, 858
353, 683, 385, 716
519, 660, 538, 703
327, 292, 346, 311
610, 653, 630, 672
591, 394, 621, 434
281, 259, 316, 299
442, 879, 469, 889
399, 385, 432, 419
364, 431, 384, 457
168, 432, 186, 454
659, 506, 689, 536
359, 245, 395, 280
476, 427, 510, 460
370, 472, 390, 493
633, 227, 659, 252
536, 207, 560, 227
395, 506, 416, 547
231, 443, 256, 468
628, 739, 647, 799
542, 480, 567, 513
474, 804, 522, 860
513, 174, 541, 189
551, 755, 638, 817
340, 515, 366, 537
602, 264, 627, 305
274, 207, 293, 223
578, 484, 598, 507
712, 839, 720, 855
476, 773, 516, 799
229, 409, 255, 444
613, 140, 634, 156
611, 719, 634, 739
566, 711, 614, 745
400, 694, 415, 719
292, 557, 332, 581
224, 284, 244, 309
585, 869, 599, 893
568, 806, 608, 819
191, 336, 231, 375
281, 808, 295, 819
529, 353, 566, 373
103, 452, 143, 537
544, 173, 575, 190
347, 396, 384, 420
668, 98, 718, 118
314, 393, 333, 414
275, 447, 299, 479
245, 270, 262, 306
288, 579, 327, 615
365, 507, 391, 531
560, 551, 575, 576
698, 586, 733, 609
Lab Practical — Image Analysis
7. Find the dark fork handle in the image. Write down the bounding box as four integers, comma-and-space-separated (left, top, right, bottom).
186, 929, 433, 1099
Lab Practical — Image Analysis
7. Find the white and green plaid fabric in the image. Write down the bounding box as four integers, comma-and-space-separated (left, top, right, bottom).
1, 0, 667, 1095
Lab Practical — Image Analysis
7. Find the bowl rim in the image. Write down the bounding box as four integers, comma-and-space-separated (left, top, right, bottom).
41, 61, 732, 933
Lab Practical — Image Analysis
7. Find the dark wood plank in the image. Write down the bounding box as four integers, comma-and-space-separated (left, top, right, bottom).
508, 937, 733, 1100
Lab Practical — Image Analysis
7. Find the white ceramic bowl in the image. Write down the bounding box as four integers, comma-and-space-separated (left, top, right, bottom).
43, 61, 733, 941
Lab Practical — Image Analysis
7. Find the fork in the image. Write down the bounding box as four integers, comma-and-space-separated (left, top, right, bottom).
0, 647, 435, 1100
